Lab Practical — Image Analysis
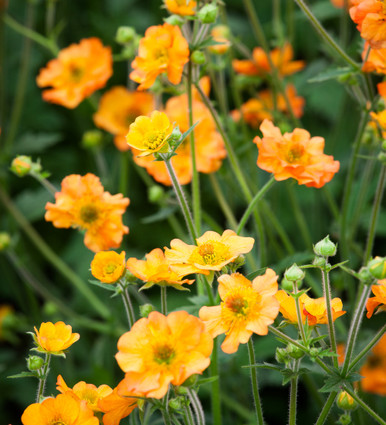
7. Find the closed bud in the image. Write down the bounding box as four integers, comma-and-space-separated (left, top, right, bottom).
275, 347, 290, 364
43, 301, 59, 316
174, 386, 189, 395
286, 343, 304, 360
167, 127, 182, 147
148, 185, 165, 204
164, 14, 185, 26
0, 232, 11, 251
81, 130, 103, 149
284, 264, 305, 282
27, 355, 44, 371
313, 256, 326, 268
367, 256, 386, 280
11, 156, 32, 177
337, 413, 352, 425
313, 236, 337, 257
139, 303, 155, 318
336, 391, 357, 411
309, 347, 320, 358
169, 397, 184, 410
229, 255, 245, 271
115, 26, 136, 44
358, 267, 374, 285
197, 3, 218, 24
191, 50, 206, 65
281, 277, 293, 291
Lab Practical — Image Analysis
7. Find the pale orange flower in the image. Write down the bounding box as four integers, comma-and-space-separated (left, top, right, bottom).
98, 387, 140, 425
165, 230, 254, 275
331, 0, 345, 8
362, 43, 386, 73
126, 248, 194, 289
360, 334, 386, 395
91, 251, 126, 284
33, 321, 80, 354
209, 25, 231, 54
254, 120, 340, 188
258, 84, 305, 119
45, 174, 129, 253
93, 87, 155, 152
231, 99, 272, 129
22, 393, 98, 425
164, 0, 196, 15
56, 375, 113, 412
130, 23, 189, 90
232, 43, 305, 77
366, 279, 386, 318
275, 290, 310, 324
36, 38, 112, 109
115, 310, 213, 398
199, 269, 279, 354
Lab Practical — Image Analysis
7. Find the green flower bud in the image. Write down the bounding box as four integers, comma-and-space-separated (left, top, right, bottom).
167, 127, 182, 147
358, 267, 374, 285
312, 256, 327, 268
197, 3, 218, 24
309, 347, 320, 358
229, 255, 245, 272
336, 391, 357, 411
367, 256, 386, 280
286, 343, 304, 360
275, 347, 290, 364
0, 232, 11, 251
115, 26, 136, 44
337, 413, 352, 425
27, 355, 44, 371
378, 151, 386, 165
81, 130, 103, 149
169, 397, 184, 411
43, 301, 59, 316
190, 50, 206, 65
139, 304, 155, 318
148, 185, 165, 204
313, 236, 337, 257
284, 264, 305, 282
164, 14, 185, 26
10, 156, 32, 177
281, 277, 293, 291
174, 386, 189, 395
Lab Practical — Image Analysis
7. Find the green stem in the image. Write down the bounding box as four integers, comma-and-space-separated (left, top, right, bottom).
36, 353, 51, 403
363, 165, 386, 265
293, 282, 307, 344
287, 183, 312, 249
118, 282, 135, 328
45, 0, 56, 35
210, 338, 222, 425
289, 360, 300, 425
31, 171, 58, 197
209, 174, 238, 231
183, 403, 196, 425
322, 186, 340, 223
313, 392, 337, 425
187, 389, 205, 425
343, 387, 386, 425
161, 285, 168, 316
247, 338, 264, 425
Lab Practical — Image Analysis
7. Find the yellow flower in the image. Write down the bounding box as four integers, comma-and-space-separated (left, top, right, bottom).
91, 251, 126, 284
33, 321, 80, 354
126, 111, 174, 156
164, 0, 196, 16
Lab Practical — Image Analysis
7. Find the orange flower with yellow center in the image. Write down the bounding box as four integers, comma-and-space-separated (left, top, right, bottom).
164, 0, 196, 15
22, 393, 98, 425
130, 23, 189, 90
98, 387, 140, 425
254, 120, 340, 188
362, 43, 386, 74
165, 230, 254, 275
231, 99, 273, 129
232, 43, 305, 77
115, 310, 213, 399
45, 174, 129, 253
360, 334, 386, 395
91, 251, 126, 284
36, 37, 112, 109
258, 84, 305, 119
126, 248, 194, 289
56, 375, 113, 412
366, 279, 386, 318
33, 321, 80, 354
93, 86, 155, 152
199, 269, 279, 354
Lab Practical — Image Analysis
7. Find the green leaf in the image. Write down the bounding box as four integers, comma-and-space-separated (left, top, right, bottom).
281, 367, 311, 385
246, 267, 267, 280
141, 206, 178, 224
88, 280, 117, 292
308, 67, 354, 83
244, 362, 283, 372
13, 132, 62, 154
196, 376, 218, 386
319, 374, 344, 392
13, 187, 52, 222
8, 371, 39, 379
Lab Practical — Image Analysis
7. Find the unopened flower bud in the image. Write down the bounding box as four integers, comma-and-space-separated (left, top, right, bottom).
115, 26, 136, 44
197, 3, 218, 24
367, 256, 386, 280
309, 347, 320, 358
284, 264, 305, 282
27, 355, 44, 371
336, 391, 357, 411
313, 256, 327, 268
148, 185, 165, 204
169, 397, 184, 410
174, 386, 189, 395
337, 413, 352, 425
286, 343, 304, 360
43, 301, 59, 316
281, 277, 293, 291
164, 14, 185, 26
358, 267, 373, 285
167, 126, 182, 147
11, 156, 32, 177
275, 347, 290, 364
140, 304, 155, 318
0, 232, 11, 251
191, 50, 206, 65
230, 255, 245, 271
81, 130, 103, 149
313, 236, 337, 257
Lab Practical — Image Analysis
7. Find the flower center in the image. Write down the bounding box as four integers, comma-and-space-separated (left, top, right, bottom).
51, 419, 67, 425
153, 343, 176, 365
154, 48, 168, 64
78, 388, 98, 405
69, 64, 84, 82
144, 131, 166, 151
105, 263, 117, 274
189, 241, 230, 266
79, 204, 99, 224
286, 144, 304, 163
225, 295, 249, 316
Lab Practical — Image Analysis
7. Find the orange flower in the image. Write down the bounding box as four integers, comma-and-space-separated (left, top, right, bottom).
366, 279, 386, 318
258, 84, 305, 119
331, 0, 345, 8
126, 248, 194, 290
33, 321, 80, 354
360, 334, 386, 395
98, 387, 139, 425
164, 0, 196, 15
231, 99, 272, 129
56, 375, 113, 412
209, 25, 231, 54
115, 311, 213, 398
22, 393, 98, 425
370, 110, 386, 138
45, 174, 129, 252
378, 81, 386, 99
349, 0, 386, 48
36, 38, 112, 109
362, 43, 386, 73
275, 290, 310, 323
199, 270, 279, 354
91, 251, 126, 284
93, 87, 155, 152
165, 230, 254, 275
130, 23, 189, 90
254, 120, 340, 188
232, 43, 305, 77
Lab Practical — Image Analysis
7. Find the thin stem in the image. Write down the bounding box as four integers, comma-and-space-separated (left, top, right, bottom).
293, 282, 307, 344
210, 338, 222, 425
247, 338, 264, 425
209, 174, 238, 231
313, 392, 337, 425
343, 387, 386, 425
31, 171, 58, 197
161, 286, 167, 316
45, 0, 56, 35
36, 353, 51, 402
119, 282, 135, 328
289, 360, 300, 425
187, 389, 205, 425
322, 186, 340, 223
183, 402, 196, 425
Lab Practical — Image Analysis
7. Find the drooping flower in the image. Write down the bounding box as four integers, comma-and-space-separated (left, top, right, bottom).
199, 269, 279, 354
36, 38, 112, 109
360, 333, 386, 395
56, 375, 113, 412
209, 25, 231, 54
115, 310, 213, 399
45, 174, 129, 253
165, 230, 255, 275
91, 251, 126, 284
232, 43, 305, 77
98, 387, 140, 425
130, 23, 189, 90
164, 0, 196, 15
93, 86, 155, 151
362, 43, 386, 74
366, 279, 386, 318
126, 248, 194, 290
22, 393, 98, 425
254, 119, 340, 188
32, 321, 80, 354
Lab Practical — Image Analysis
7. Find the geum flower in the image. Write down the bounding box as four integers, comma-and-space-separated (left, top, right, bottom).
254, 119, 340, 188
36, 37, 112, 109
98, 387, 140, 425
45, 173, 129, 253
165, 230, 254, 276
130, 23, 189, 90
22, 393, 98, 425
93, 86, 155, 151
199, 269, 280, 354
164, 0, 196, 15
366, 279, 386, 318
362, 42, 386, 74
360, 333, 386, 395
126, 248, 194, 290
91, 251, 126, 284
115, 310, 213, 399
32, 321, 80, 354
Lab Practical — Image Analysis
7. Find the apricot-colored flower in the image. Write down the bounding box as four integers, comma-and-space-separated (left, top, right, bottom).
164, 0, 196, 15
130, 23, 189, 90
360, 334, 386, 395
199, 270, 279, 354
165, 230, 254, 276
231, 99, 272, 129
91, 251, 126, 284
362, 43, 386, 73
232, 43, 305, 77
366, 279, 386, 318
259, 84, 305, 119
209, 25, 231, 54
126, 248, 194, 289
98, 387, 139, 425
93, 87, 155, 152
33, 321, 80, 354
275, 290, 310, 323
22, 393, 98, 425
45, 174, 129, 253
115, 310, 213, 398
56, 375, 113, 412
36, 38, 112, 109
254, 120, 340, 188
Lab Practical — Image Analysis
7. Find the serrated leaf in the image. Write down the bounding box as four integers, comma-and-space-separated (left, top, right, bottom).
308, 67, 354, 83
141, 206, 178, 224
281, 367, 311, 386
319, 374, 344, 392
8, 371, 39, 379
88, 279, 117, 292
13, 132, 62, 154
310, 334, 328, 344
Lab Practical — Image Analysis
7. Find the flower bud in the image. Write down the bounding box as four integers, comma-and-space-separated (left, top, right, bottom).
313, 236, 337, 257
43, 301, 59, 316
281, 277, 293, 291
358, 267, 374, 285
115, 26, 136, 44
309, 347, 320, 358
81, 130, 103, 149
27, 355, 44, 371
367, 256, 386, 280
190, 50, 206, 65
148, 185, 165, 204
286, 343, 304, 360
0, 232, 11, 251
139, 303, 155, 318
337, 413, 352, 425
10, 156, 32, 177
167, 127, 182, 147
275, 347, 290, 364
336, 391, 357, 411
197, 3, 218, 24
174, 386, 189, 395
169, 397, 184, 410
378, 151, 386, 165
229, 255, 245, 272
164, 14, 185, 26
312, 256, 327, 268
284, 264, 305, 282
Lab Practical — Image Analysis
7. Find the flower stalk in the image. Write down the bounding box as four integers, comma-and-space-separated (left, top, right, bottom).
247, 338, 264, 425
36, 353, 51, 403
118, 282, 136, 328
